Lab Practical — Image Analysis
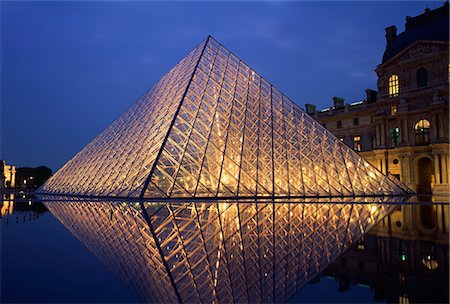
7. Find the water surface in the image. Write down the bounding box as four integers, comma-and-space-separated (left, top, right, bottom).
1, 196, 448, 303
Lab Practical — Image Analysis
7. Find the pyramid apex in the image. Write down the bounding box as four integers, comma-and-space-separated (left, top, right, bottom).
205, 34, 215, 42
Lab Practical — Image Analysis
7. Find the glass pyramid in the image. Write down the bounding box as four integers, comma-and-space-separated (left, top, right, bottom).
41, 197, 401, 303
38, 36, 411, 198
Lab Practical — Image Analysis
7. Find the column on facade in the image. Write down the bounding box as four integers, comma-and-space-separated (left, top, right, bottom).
385, 152, 389, 174
431, 113, 438, 141
433, 153, 441, 185
442, 153, 449, 184
439, 115, 445, 141
399, 152, 413, 188
375, 124, 380, 147
403, 119, 409, 145
380, 123, 386, 147
399, 155, 406, 182
375, 155, 381, 173
375, 154, 385, 174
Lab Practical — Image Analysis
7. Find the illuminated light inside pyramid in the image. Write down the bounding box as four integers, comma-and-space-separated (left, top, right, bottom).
38, 36, 411, 198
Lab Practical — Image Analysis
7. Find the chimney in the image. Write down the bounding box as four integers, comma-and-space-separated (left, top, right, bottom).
305, 103, 317, 115
385, 25, 397, 47
332, 97, 344, 109
365, 89, 378, 103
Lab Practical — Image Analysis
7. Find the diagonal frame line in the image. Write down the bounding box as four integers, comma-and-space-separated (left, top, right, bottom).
140, 36, 211, 199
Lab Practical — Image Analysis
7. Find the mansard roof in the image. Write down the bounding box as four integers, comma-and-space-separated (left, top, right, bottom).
382, 3, 449, 63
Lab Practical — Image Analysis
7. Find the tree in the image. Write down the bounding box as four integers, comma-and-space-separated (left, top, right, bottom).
16, 166, 52, 189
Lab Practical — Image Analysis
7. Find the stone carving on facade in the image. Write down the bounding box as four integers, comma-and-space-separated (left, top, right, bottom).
399, 68, 411, 90
430, 61, 446, 82
377, 75, 385, 93
430, 90, 443, 105
398, 98, 408, 112
399, 44, 445, 62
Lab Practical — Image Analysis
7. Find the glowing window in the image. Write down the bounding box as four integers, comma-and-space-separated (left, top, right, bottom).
388, 75, 399, 97
357, 238, 365, 251
390, 105, 397, 115
416, 67, 428, 87
414, 119, 430, 145
353, 136, 361, 151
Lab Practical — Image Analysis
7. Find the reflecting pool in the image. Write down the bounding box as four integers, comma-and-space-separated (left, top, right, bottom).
1, 195, 448, 303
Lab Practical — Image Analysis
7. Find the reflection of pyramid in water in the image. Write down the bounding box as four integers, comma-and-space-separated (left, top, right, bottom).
42, 197, 400, 303
39, 36, 411, 198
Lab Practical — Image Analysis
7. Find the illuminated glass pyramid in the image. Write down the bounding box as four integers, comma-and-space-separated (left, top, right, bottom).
39, 36, 411, 198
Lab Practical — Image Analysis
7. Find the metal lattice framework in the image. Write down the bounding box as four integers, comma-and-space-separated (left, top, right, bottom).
42, 197, 401, 303
38, 36, 411, 198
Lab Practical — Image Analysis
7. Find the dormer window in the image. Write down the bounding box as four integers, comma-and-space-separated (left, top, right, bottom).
416, 67, 428, 87
388, 75, 399, 97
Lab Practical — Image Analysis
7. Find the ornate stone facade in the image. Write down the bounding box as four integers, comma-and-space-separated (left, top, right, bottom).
313, 3, 449, 199
0, 160, 16, 190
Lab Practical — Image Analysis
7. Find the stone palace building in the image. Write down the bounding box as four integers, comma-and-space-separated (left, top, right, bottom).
310, 3, 449, 198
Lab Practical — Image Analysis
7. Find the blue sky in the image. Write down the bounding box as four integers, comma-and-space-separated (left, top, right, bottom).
1, 1, 435, 171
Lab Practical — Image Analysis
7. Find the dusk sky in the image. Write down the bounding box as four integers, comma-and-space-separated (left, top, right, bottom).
1, 1, 436, 172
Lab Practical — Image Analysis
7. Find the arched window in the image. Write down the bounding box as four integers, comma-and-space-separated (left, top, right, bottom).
415, 119, 431, 145
388, 75, 399, 97
416, 67, 428, 87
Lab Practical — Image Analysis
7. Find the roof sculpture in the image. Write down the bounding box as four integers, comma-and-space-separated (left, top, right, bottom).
42, 197, 399, 303
38, 36, 411, 199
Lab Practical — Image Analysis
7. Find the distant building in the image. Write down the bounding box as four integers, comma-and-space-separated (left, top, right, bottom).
0, 160, 16, 189
311, 3, 449, 197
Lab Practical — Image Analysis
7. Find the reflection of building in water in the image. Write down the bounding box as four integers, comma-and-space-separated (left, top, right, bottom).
1, 160, 16, 189
1, 199, 14, 217
42, 197, 398, 303
371, 203, 448, 241
313, 3, 449, 197
0, 197, 47, 225
322, 204, 449, 303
